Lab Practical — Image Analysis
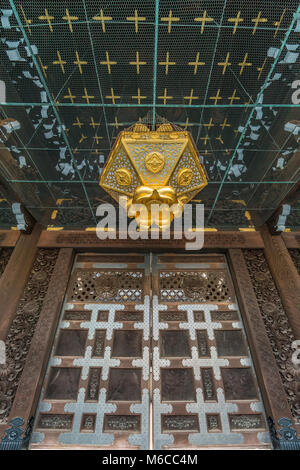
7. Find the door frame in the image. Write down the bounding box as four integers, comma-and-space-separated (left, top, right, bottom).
1, 229, 298, 448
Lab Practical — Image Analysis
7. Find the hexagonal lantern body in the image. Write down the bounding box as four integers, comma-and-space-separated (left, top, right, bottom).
99, 123, 208, 230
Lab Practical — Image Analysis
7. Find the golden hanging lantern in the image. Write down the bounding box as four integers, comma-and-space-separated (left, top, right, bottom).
99, 122, 208, 230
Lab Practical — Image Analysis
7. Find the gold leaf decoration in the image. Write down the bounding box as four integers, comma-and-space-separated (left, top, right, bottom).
145, 151, 165, 174
177, 168, 193, 186
157, 123, 173, 132
115, 168, 132, 186
133, 123, 150, 132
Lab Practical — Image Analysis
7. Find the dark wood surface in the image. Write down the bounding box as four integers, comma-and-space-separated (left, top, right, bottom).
0, 230, 20, 246
228, 249, 297, 434
0, 224, 42, 342
37, 230, 264, 249
0, 248, 74, 441
261, 225, 300, 339
282, 231, 300, 249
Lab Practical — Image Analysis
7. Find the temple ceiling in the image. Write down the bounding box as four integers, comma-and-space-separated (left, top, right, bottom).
0, 1, 300, 230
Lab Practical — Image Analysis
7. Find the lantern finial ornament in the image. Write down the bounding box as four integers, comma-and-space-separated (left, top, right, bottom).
99, 120, 208, 230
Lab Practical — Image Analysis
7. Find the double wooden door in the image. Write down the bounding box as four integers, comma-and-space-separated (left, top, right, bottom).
29, 253, 271, 449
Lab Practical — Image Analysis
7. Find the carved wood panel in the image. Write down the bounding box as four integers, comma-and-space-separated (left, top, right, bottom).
0, 249, 59, 424
242, 249, 300, 425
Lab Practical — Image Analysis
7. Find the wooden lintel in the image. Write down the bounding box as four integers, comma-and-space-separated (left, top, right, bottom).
0, 230, 20, 247
37, 230, 264, 250
282, 231, 300, 249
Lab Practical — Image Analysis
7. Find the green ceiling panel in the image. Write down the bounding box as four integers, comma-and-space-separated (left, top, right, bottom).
0, 0, 299, 229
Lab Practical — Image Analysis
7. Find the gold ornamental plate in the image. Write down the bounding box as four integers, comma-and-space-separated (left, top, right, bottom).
177, 168, 193, 186
145, 151, 165, 174
115, 168, 132, 186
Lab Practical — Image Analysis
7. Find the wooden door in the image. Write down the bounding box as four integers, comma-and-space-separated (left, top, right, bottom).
151, 254, 271, 449
30, 253, 151, 449
30, 253, 271, 449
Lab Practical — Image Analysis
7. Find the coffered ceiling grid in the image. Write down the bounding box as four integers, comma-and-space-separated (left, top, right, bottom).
0, 1, 299, 229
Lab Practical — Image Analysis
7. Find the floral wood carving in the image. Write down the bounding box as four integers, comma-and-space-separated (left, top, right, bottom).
0, 249, 59, 423
11, 249, 73, 415
243, 249, 300, 424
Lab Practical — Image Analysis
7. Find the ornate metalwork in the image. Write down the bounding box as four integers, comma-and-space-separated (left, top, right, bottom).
69, 269, 144, 303
128, 185, 180, 230
63, 310, 91, 321
268, 417, 300, 450
177, 168, 193, 187
81, 414, 96, 432
207, 414, 221, 432
0, 417, 25, 450
162, 415, 199, 431
196, 330, 209, 357
37, 414, 73, 430
145, 151, 165, 174
229, 414, 264, 430
160, 311, 187, 322
92, 331, 106, 357
153, 254, 271, 449
201, 368, 216, 401
30, 253, 150, 450
86, 368, 101, 401
115, 311, 143, 321
243, 249, 300, 424
159, 270, 232, 302
104, 415, 140, 431
182, 273, 209, 300
94, 274, 119, 300
211, 310, 239, 321
115, 168, 132, 186
99, 121, 208, 230
29, 253, 272, 450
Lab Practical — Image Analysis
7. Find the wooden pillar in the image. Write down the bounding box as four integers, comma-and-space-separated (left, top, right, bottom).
261, 224, 300, 339
227, 249, 295, 432
0, 224, 42, 342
